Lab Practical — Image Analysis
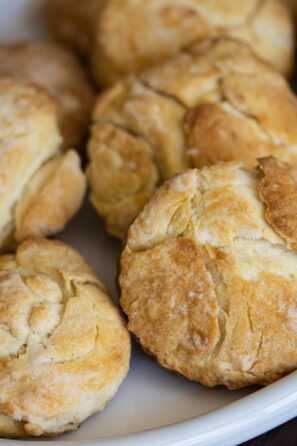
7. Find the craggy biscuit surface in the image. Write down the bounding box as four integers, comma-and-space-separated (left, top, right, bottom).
0, 238, 130, 437
120, 157, 297, 389
0, 42, 94, 149
0, 76, 86, 250
45, 0, 294, 87
87, 38, 297, 239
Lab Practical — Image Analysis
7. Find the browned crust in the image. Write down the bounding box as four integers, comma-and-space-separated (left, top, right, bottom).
258, 156, 297, 249
15, 150, 86, 242
120, 237, 220, 381
45, 0, 294, 87
0, 76, 86, 251
0, 41, 95, 150
87, 38, 297, 239
119, 162, 297, 389
0, 238, 130, 437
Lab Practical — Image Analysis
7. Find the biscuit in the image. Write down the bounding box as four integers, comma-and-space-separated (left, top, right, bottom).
0, 42, 94, 149
0, 75, 86, 250
120, 157, 297, 389
45, 0, 294, 87
0, 238, 130, 437
87, 38, 297, 239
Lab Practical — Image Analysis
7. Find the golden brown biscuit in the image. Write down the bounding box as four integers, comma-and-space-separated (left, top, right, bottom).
87, 79, 187, 238
120, 157, 297, 389
0, 42, 94, 149
0, 75, 86, 250
45, 0, 294, 87
87, 38, 297, 239
0, 238, 130, 437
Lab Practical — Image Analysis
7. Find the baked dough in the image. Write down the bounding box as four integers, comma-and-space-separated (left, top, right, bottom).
0, 75, 86, 250
0, 42, 94, 149
120, 156, 297, 389
0, 238, 130, 437
45, 0, 294, 87
87, 38, 297, 239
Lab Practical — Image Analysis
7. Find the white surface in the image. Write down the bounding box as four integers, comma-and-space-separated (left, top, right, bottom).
1, 1, 297, 445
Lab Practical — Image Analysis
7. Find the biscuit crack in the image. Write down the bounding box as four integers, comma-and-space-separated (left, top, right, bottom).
91, 119, 162, 184
248, 333, 264, 372
138, 79, 187, 111
11, 154, 60, 244
220, 86, 283, 148
41, 324, 99, 365
3, 272, 77, 360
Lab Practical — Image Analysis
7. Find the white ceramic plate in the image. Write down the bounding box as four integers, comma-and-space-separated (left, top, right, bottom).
1, 1, 297, 445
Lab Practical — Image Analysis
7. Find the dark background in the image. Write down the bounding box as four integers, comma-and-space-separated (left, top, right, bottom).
241, 417, 297, 445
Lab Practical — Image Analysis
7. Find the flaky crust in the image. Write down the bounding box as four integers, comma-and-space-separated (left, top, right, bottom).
0, 76, 86, 250
87, 80, 187, 238
258, 157, 297, 250
87, 122, 159, 239
0, 42, 94, 149
0, 238, 130, 437
45, 0, 294, 87
87, 38, 297, 239
15, 151, 86, 242
120, 157, 297, 389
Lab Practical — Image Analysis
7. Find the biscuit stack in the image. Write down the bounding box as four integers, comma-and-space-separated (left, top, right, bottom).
1, 0, 297, 438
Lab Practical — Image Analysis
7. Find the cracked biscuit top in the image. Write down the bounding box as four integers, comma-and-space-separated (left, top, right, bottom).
45, 0, 294, 87
87, 38, 297, 239
120, 157, 297, 389
0, 76, 86, 251
0, 238, 130, 437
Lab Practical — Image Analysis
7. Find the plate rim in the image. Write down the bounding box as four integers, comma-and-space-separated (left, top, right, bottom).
2, 370, 297, 446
